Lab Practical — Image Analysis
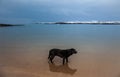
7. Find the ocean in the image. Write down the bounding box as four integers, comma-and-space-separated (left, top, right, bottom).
0, 24, 120, 77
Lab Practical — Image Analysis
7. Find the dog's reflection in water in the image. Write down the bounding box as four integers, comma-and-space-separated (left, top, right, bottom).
48, 63, 77, 75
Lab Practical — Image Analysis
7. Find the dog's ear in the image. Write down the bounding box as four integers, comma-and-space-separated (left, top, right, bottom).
70, 48, 75, 51
70, 48, 77, 54
69, 48, 74, 53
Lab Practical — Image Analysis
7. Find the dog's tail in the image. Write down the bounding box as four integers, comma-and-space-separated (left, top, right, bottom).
48, 52, 51, 60
48, 55, 50, 59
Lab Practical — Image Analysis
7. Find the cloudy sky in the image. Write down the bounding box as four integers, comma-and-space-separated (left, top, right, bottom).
0, 0, 120, 24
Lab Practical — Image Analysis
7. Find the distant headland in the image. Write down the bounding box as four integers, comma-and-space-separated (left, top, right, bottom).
35, 21, 120, 25
0, 24, 23, 27
1, 21, 120, 27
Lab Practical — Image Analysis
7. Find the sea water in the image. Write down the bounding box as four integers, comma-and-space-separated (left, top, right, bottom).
0, 24, 120, 77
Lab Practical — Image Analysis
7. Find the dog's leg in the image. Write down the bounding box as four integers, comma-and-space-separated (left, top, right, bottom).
63, 58, 65, 65
50, 56, 55, 64
66, 58, 68, 63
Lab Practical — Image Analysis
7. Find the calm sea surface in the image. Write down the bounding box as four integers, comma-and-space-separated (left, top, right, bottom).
0, 24, 120, 49
0, 24, 120, 77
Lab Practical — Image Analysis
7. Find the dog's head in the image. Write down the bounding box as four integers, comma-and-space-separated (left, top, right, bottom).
70, 48, 77, 54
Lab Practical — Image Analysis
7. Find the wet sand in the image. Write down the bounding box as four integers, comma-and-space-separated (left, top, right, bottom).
0, 45, 120, 77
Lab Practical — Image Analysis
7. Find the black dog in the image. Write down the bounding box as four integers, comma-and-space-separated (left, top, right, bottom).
48, 48, 77, 65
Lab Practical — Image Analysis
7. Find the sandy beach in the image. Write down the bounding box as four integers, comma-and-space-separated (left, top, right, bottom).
0, 45, 120, 77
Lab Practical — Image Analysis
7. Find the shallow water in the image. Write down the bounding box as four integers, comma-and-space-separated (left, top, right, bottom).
0, 24, 120, 77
